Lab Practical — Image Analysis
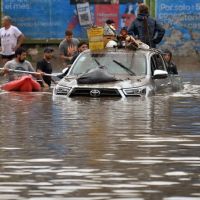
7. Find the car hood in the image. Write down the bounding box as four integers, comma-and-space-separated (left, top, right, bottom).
58, 75, 149, 88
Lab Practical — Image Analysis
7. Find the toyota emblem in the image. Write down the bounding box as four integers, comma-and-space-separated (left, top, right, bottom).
90, 89, 101, 97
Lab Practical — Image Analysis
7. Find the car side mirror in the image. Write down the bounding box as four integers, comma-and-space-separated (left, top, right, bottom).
153, 69, 168, 79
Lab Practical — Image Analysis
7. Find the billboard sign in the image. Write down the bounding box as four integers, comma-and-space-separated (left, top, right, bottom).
156, 0, 200, 54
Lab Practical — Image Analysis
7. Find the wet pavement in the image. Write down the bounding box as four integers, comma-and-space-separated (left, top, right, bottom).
0, 66, 200, 200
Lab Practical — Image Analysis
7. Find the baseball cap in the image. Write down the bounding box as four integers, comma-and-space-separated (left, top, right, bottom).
44, 47, 54, 53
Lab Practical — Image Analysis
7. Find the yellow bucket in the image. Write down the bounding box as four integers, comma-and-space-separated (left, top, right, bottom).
89, 41, 104, 51
87, 27, 104, 40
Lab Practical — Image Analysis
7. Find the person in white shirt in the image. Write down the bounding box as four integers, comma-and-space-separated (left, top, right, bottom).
0, 16, 25, 64
103, 19, 117, 36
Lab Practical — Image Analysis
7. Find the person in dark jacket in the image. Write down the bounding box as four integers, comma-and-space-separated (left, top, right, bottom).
128, 4, 165, 48
163, 49, 178, 75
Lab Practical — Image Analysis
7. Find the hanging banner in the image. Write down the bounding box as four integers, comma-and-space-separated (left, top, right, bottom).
70, 0, 139, 4
1, 0, 145, 40
77, 2, 92, 26
156, 0, 200, 53
95, 4, 119, 29
2, 0, 83, 39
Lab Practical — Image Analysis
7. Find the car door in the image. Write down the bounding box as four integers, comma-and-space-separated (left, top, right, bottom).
151, 53, 172, 92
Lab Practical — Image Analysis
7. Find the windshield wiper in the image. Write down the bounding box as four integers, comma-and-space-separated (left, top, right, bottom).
94, 59, 102, 67
113, 60, 135, 76
94, 58, 106, 69
94, 58, 101, 66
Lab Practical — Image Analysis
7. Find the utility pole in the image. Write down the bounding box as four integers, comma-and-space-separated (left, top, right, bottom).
145, 0, 155, 17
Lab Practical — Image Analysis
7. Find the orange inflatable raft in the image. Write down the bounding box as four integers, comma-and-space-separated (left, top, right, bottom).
1, 75, 41, 92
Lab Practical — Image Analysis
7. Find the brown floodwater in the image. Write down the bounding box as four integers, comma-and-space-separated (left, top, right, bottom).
0, 66, 200, 200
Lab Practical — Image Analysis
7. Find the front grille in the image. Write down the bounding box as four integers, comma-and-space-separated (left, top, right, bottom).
70, 88, 121, 97
56, 92, 67, 95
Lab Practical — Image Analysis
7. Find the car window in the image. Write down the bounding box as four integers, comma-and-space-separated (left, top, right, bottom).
70, 51, 147, 76
151, 54, 166, 71
151, 57, 157, 75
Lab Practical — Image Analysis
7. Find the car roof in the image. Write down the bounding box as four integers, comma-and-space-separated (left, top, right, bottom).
81, 47, 161, 57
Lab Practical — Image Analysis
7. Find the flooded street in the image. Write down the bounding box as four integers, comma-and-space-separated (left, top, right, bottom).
0, 66, 200, 200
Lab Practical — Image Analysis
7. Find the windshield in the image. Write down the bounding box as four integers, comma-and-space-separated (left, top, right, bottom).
69, 51, 147, 76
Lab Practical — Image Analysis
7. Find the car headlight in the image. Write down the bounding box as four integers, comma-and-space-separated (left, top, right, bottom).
123, 87, 146, 96
55, 85, 71, 95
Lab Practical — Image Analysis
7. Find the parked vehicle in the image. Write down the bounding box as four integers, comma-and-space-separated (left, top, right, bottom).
53, 48, 182, 98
